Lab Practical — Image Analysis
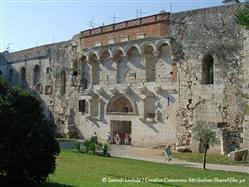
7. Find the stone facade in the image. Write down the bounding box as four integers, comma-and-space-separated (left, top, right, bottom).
0, 4, 249, 154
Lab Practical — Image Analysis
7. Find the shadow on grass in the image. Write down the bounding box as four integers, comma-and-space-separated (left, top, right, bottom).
41, 182, 75, 187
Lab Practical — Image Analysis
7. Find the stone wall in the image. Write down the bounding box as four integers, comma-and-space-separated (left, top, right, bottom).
0, 4, 248, 152
170, 4, 246, 153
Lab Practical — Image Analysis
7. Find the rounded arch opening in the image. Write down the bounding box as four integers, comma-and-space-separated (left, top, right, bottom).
33, 65, 40, 84
107, 94, 137, 114
141, 42, 156, 54
202, 54, 214, 84
100, 49, 111, 61
60, 70, 66, 95
20, 67, 26, 83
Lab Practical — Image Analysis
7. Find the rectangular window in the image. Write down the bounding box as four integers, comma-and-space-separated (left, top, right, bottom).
81, 79, 88, 90
45, 85, 53, 95
46, 67, 50, 74
120, 36, 129, 42
79, 100, 86, 113
107, 39, 115, 44
136, 33, 145, 39
95, 42, 102, 47
35, 84, 43, 94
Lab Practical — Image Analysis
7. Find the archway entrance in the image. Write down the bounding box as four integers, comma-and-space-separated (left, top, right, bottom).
110, 120, 131, 145
107, 94, 136, 114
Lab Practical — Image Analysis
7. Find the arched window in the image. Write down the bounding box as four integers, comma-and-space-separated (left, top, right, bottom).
0, 70, 2, 76
9, 69, 13, 81
144, 45, 156, 82
20, 67, 26, 84
202, 55, 214, 84
33, 65, 40, 84
61, 70, 66, 95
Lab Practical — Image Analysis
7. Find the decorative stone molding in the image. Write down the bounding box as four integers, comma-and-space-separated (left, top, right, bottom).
154, 85, 162, 95
110, 87, 119, 95
96, 87, 104, 95
138, 85, 155, 96
138, 85, 147, 94
122, 85, 130, 94
86, 88, 95, 96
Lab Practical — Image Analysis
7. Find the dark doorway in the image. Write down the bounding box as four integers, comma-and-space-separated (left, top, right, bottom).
110, 121, 131, 145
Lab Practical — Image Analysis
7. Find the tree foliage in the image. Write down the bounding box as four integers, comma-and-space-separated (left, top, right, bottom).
192, 121, 218, 169
235, 1, 249, 30
0, 77, 60, 186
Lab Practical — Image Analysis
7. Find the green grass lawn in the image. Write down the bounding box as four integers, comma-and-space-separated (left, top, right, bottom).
42, 149, 249, 187
171, 151, 249, 166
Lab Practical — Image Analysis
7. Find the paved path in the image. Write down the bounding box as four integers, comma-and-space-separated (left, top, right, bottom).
110, 145, 249, 174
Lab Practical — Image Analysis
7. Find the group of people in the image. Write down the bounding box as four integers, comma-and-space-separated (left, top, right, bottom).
114, 132, 130, 145
99, 131, 172, 164
95, 131, 131, 145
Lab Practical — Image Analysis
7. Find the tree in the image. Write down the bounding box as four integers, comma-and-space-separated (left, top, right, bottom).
235, 1, 249, 30
0, 77, 60, 186
192, 121, 218, 170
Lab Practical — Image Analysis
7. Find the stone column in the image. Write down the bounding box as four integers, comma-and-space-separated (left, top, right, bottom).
88, 98, 92, 117
139, 95, 146, 121
153, 51, 159, 81
98, 98, 101, 120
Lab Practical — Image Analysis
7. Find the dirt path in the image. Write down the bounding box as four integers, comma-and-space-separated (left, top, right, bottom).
110, 145, 249, 174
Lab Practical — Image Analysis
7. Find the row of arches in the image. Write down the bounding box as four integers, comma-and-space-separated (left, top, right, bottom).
80, 39, 172, 62
75, 40, 175, 87
3, 65, 40, 85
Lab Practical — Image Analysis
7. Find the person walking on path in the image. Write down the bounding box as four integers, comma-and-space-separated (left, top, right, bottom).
165, 144, 171, 164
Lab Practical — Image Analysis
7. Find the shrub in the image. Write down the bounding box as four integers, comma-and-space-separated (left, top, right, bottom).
0, 77, 60, 186
77, 137, 110, 156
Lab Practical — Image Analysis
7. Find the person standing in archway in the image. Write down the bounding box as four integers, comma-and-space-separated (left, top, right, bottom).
106, 132, 110, 144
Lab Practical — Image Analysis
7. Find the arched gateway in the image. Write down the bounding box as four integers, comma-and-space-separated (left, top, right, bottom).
106, 94, 137, 145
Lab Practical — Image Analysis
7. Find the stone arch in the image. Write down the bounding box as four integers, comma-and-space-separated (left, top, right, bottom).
113, 47, 124, 59
140, 42, 156, 54
99, 49, 112, 60
107, 94, 137, 114
33, 65, 40, 84
155, 39, 171, 53
87, 51, 99, 61
157, 42, 174, 80
99, 49, 114, 83
87, 51, 99, 85
124, 44, 142, 56
201, 54, 214, 84
80, 62, 89, 90
60, 70, 66, 95
80, 54, 88, 62
113, 48, 125, 83
142, 44, 156, 82
20, 67, 26, 83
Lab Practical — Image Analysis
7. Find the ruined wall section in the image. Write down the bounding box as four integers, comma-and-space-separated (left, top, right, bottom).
170, 5, 244, 153
49, 34, 82, 138
0, 36, 82, 138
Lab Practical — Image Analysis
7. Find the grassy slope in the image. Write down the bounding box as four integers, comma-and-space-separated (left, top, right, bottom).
42, 149, 249, 187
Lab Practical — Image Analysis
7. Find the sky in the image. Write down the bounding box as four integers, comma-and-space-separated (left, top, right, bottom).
0, 0, 242, 52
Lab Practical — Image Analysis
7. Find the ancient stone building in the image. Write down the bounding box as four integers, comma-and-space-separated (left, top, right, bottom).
0, 3, 248, 154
